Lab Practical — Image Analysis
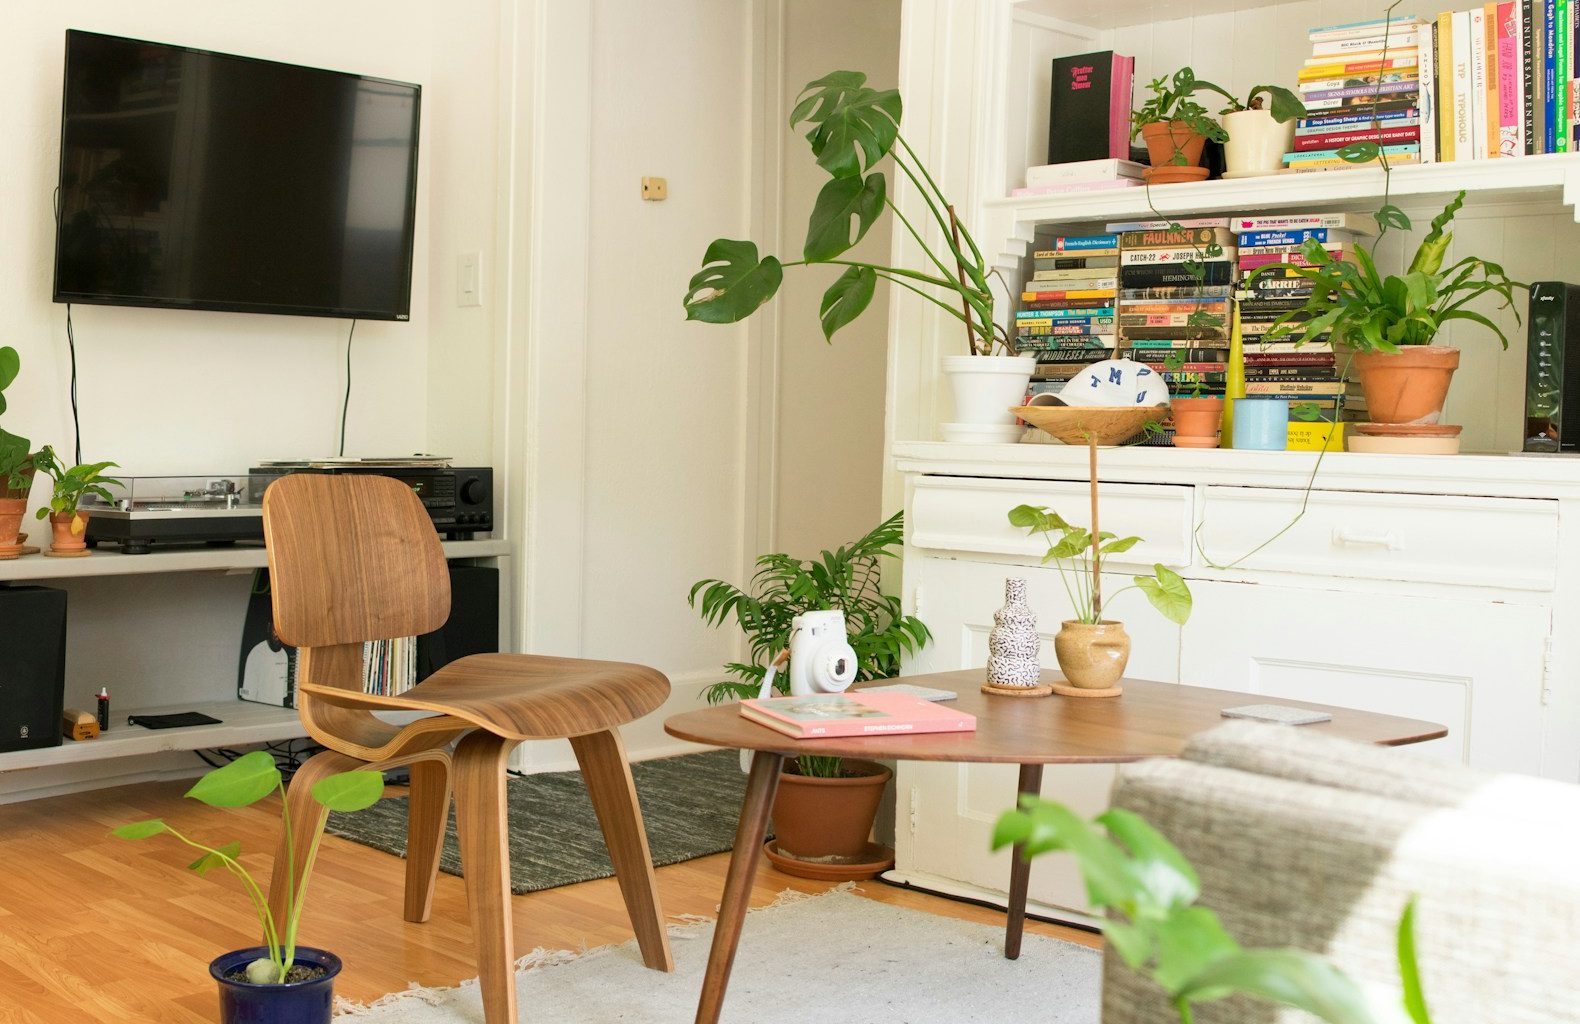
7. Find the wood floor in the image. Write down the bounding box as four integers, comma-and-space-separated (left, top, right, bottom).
0, 777, 1099, 1024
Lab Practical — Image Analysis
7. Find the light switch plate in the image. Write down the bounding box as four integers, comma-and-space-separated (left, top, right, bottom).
457, 251, 481, 307
641, 176, 668, 201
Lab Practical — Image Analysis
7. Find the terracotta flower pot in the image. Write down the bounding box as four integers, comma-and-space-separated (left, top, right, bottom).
1352, 346, 1461, 425
48, 510, 91, 554
1139, 120, 1211, 183
770, 758, 891, 868
1170, 396, 1225, 448
0, 499, 26, 549
1053, 620, 1131, 691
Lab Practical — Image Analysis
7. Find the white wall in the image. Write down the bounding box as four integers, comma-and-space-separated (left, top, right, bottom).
773, 0, 902, 559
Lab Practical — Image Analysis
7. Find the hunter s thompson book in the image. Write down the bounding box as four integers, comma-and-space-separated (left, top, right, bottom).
738, 692, 978, 739
1047, 51, 1134, 164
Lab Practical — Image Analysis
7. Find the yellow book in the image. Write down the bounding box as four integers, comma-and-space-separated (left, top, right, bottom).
1438, 11, 1456, 162
1485, 3, 1501, 156
1287, 421, 1346, 451
1298, 56, 1420, 80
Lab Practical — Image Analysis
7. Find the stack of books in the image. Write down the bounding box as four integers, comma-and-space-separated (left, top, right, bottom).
363, 636, 417, 696
1234, 213, 1371, 447
1110, 218, 1237, 427
1013, 158, 1146, 197
1017, 233, 1119, 392
1434, 3, 1564, 159
1288, 15, 1430, 171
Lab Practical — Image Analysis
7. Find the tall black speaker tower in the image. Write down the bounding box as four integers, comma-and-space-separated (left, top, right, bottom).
0, 586, 68, 753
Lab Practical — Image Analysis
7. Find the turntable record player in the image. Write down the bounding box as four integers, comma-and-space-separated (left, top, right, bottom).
82, 475, 263, 554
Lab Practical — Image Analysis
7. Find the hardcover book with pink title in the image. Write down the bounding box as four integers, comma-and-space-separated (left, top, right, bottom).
1047, 50, 1135, 165
739, 692, 977, 739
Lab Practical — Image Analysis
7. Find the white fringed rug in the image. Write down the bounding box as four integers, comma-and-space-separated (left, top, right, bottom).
335, 885, 1102, 1023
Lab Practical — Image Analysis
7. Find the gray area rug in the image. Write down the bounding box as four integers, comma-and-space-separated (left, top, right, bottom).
334, 886, 1102, 1023
325, 749, 758, 894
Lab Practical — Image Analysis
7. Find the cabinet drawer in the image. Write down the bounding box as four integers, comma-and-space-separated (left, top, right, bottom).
910, 476, 1194, 568
1194, 487, 1558, 590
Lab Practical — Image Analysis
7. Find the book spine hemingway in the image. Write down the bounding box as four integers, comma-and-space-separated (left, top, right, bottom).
1119, 263, 1235, 286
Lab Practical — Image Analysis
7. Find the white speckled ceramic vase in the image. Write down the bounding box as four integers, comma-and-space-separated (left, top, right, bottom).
985, 578, 1042, 688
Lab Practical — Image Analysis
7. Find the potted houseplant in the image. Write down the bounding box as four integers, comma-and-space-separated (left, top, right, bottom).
682, 71, 1033, 443
0, 346, 37, 551
115, 750, 383, 1024
1169, 393, 1225, 448
689, 511, 931, 876
1252, 191, 1525, 426
31, 446, 121, 556
1216, 84, 1306, 177
1007, 504, 1190, 692
1131, 69, 1230, 183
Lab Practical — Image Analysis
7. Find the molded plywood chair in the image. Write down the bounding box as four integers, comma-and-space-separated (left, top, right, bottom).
261, 474, 674, 1024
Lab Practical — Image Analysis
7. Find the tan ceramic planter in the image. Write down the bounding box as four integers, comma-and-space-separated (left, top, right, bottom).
1352, 346, 1461, 424
48, 510, 90, 553
1170, 396, 1225, 448
1054, 620, 1132, 690
770, 759, 890, 867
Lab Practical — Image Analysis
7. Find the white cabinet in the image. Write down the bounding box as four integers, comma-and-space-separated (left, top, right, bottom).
1181, 580, 1551, 772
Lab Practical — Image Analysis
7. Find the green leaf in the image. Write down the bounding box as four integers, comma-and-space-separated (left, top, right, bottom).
1398, 896, 1432, 1024
1097, 807, 1200, 911
188, 840, 242, 877
1375, 204, 1412, 232
1337, 141, 1381, 164
0, 347, 17, 415
1007, 504, 1068, 533
1258, 85, 1306, 122
791, 72, 902, 178
185, 750, 281, 808
1100, 536, 1142, 555
1176, 949, 1376, 1024
1152, 906, 1241, 993
804, 172, 886, 262
1136, 564, 1191, 625
683, 239, 785, 324
1047, 529, 1091, 561
311, 770, 386, 813
1101, 920, 1154, 970
112, 819, 168, 840
992, 798, 1137, 909
818, 265, 877, 341
1290, 402, 1323, 422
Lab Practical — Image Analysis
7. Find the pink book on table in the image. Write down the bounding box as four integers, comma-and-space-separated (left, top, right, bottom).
1497, 1, 1521, 156
738, 692, 977, 739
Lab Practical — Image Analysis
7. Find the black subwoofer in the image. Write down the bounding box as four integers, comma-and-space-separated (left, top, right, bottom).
0, 586, 68, 753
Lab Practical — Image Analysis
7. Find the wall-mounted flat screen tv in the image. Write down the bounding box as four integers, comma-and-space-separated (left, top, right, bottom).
53, 30, 421, 321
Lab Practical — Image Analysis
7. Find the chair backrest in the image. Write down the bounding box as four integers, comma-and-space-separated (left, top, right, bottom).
262, 474, 451, 664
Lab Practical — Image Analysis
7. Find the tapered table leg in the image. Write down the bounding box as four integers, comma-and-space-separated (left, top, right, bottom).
695, 749, 784, 1024
1004, 762, 1044, 960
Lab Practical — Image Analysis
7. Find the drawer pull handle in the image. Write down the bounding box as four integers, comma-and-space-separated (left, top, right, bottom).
1332, 528, 1402, 550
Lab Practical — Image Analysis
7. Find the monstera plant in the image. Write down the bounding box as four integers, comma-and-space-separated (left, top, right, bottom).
683, 70, 1003, 354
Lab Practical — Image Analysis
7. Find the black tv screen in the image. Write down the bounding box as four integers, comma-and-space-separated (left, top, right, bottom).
53, 30, 420, 321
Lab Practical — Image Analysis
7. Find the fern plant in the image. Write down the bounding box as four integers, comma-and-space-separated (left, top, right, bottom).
688, 511, 931, 777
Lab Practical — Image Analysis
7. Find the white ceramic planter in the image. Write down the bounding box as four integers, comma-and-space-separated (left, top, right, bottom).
1223, 108, 1295, 177
941, 354, 1036, 443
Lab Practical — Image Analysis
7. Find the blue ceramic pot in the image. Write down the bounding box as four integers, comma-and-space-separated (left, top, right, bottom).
1231, 397, 1290, 451
210, 947, 341, 1024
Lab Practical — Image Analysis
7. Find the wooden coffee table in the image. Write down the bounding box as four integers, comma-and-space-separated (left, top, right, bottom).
664, 668, 1446, 1024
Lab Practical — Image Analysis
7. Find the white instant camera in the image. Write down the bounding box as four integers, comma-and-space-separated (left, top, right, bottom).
754, 609, 859, 699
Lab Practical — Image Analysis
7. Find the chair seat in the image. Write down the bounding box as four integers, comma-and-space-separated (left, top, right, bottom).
300, 653, 671, 741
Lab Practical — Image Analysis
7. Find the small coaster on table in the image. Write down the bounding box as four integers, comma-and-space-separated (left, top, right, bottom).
44, 548, 93, 558
1051, 682, 1123, 699
981, 681, 1054, 698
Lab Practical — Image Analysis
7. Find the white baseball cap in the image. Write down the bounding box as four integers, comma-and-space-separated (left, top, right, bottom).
1051, 358, 1171, 407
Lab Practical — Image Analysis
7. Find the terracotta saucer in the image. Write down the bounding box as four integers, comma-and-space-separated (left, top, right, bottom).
1352, 422, 1462, 437
763, 841, 895, 882
1143, 165, 1211, 184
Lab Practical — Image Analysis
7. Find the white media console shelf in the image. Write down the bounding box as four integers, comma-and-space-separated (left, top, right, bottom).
0, 538, 509, 782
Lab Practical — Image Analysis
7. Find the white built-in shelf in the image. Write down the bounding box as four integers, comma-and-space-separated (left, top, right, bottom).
892, 440, 1580, 500
984, 154, 1580, 271
1014, 0, 1306, 31
0, 537, 509, 583
0, 699, 306, 772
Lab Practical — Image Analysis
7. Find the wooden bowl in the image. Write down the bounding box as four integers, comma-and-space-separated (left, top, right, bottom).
1012, 404, 1168, 445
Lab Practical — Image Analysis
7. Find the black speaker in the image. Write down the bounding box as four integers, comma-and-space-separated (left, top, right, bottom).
418, 565, 500, 680
1525, 282, 1580, 452
0, 586, 68, 753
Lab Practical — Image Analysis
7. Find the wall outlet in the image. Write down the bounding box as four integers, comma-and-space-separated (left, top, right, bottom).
641, 176, 668, 201
458, 252, 482, 307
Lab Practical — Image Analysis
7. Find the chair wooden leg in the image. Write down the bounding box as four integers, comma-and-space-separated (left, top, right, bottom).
403, 756, 452, 924
453, 730, 519, 1024
268, 749, 363, 932
570, 729, 676, 972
